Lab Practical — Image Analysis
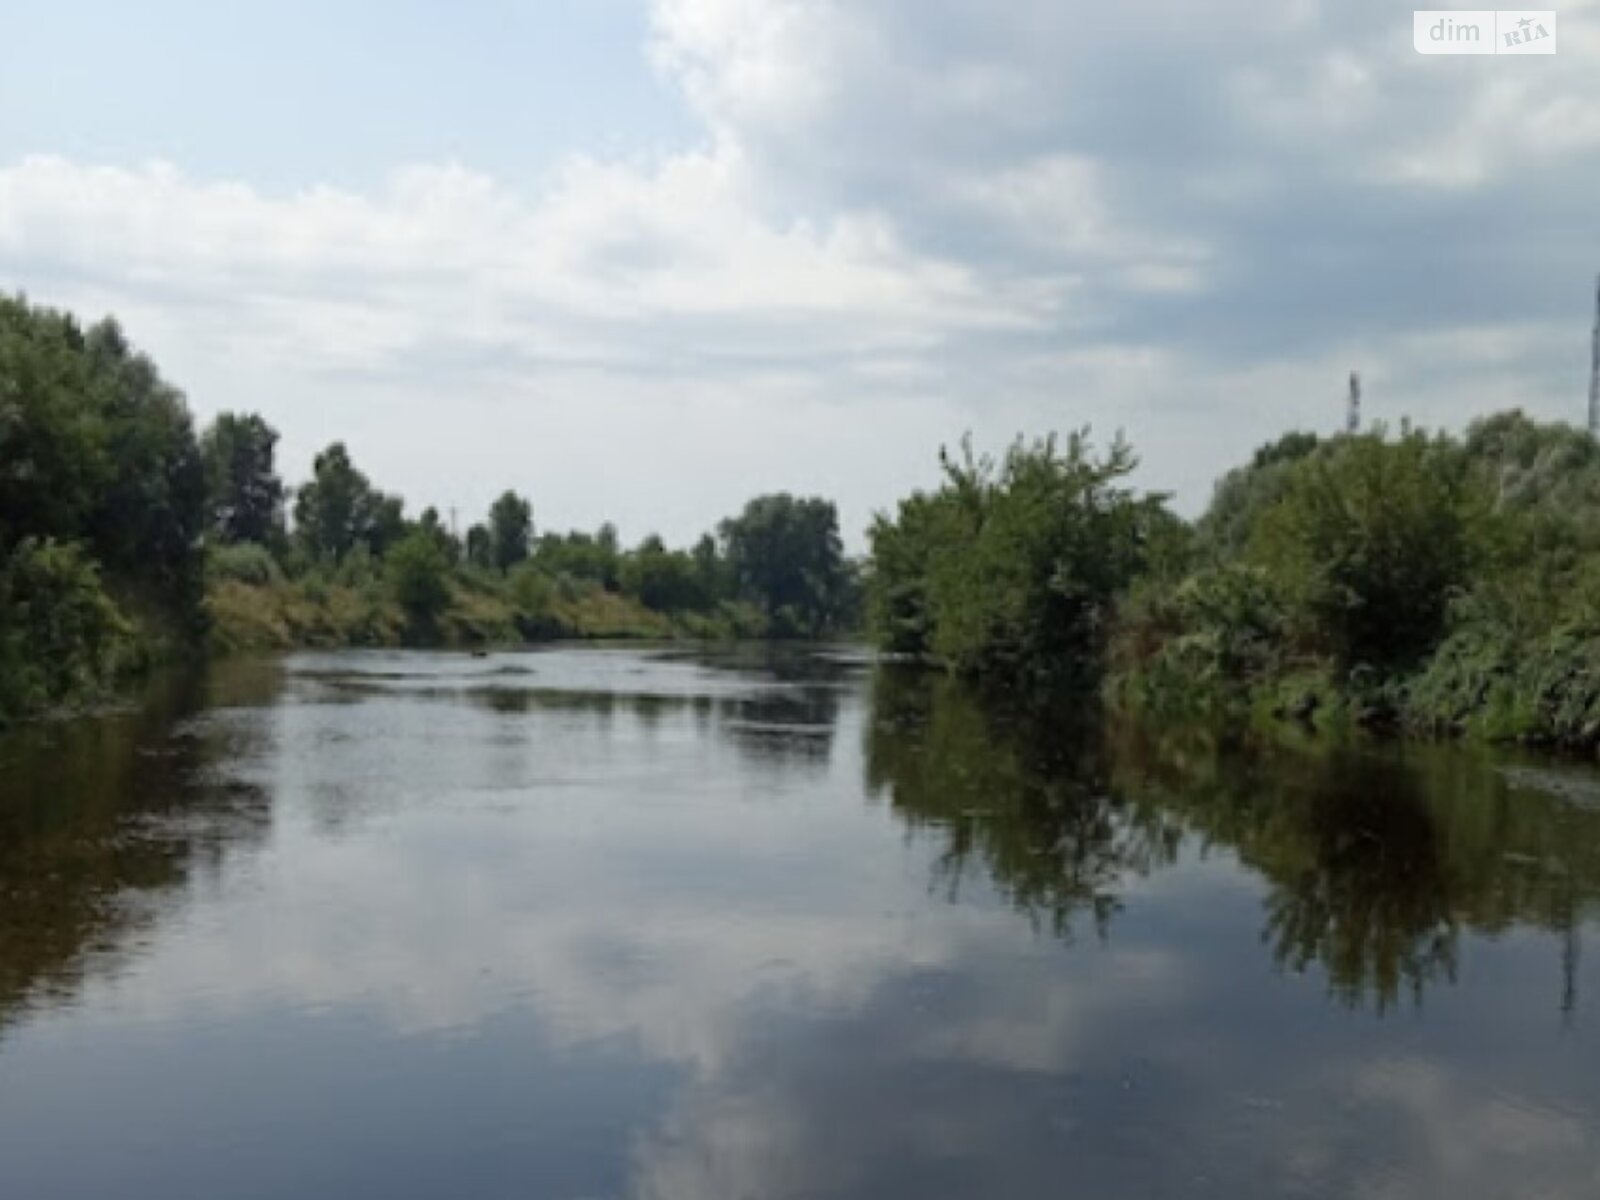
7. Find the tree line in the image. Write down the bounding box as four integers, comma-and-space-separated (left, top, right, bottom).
866, 408, 1600, 748
13, 292, 1600, 749
0, 296, 858, 721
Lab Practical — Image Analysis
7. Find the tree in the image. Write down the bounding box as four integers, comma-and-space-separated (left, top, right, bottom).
1252, 429, 1485, 670
294, 443, 366, 562
0, 300, 207, 625
79, 318, 209, 618
488, 490, 533, 573
0, 538, 132, 718
365, 492, 407, 558
691, 533, 729, 603
201, 412, 284, 545
0, 298, 105, 551
1197, 430, 1321, 559
292, 443, 404, 563
867, 433, 1162, 683
387, 531, 451, 629
719, 493, 849, 635
621, 535, 708, 612
533, 527, 620, 588
465, 523, 492, 569
416, 506, 460, 563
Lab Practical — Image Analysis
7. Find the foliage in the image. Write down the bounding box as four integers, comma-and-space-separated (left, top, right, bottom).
206, 542, 284, 588
1249, 429, 1486, 672
1109, 413, 1600, 747
0, 297, 207, 718
1196, 430, 1320, 559
201, 412, 284, 545
1111, 564, 1290, 714
465, 523, 491, 569
292, 442, 405, 563
415, 506, 461, 564
387, 531, 452, 627
621, 535, 711, 613
533, 528, 622, 590
0, 539, 135, 719
488, 490, 533, 572
719, 493, 852, 636
868, 433, 1165, 686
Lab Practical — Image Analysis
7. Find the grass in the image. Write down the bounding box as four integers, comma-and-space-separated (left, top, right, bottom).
204, 573, 769, 654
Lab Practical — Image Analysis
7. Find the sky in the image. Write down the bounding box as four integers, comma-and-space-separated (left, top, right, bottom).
2, 0, 1597, 548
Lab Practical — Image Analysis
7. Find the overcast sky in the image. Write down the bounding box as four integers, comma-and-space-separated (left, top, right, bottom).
2, 0, 1597, 547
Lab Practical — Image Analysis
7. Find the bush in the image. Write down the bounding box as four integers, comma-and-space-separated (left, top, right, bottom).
1252, 430, 1485, 671
206, 542, 284, 587
1111, 564, 1290, 713
620, 545, 708, 613
0, 539, 134, 719
387, 532, 451, 627
869, 432, 1166, 686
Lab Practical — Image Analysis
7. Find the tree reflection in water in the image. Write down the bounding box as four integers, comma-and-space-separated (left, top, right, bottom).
0, 662, 280, 1032
865, 666, 1600, 1012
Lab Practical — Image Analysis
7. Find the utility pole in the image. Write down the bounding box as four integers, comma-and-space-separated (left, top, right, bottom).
1589, 274, 1600, 437
1347, 370, 1361, 435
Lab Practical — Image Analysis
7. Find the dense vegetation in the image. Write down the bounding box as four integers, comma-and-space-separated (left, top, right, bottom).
868, 413, 1600, 750
0, 297, 859, 722
1, 298, 205, 718
14, 293, 1600, 753
867, 433, 1171, 687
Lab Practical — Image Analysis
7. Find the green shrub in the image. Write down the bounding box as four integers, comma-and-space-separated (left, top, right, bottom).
0, 539, 135, 719
387, 532, 451, 627
869, 432, 1166, 686
1252, 430, 1485, 671
206, 542, 284, 587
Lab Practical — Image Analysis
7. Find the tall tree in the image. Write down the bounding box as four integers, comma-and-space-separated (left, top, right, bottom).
293, 442, 396, 563
719, 494, 849, 635
465, 523, 492, 569
487, 491, 533, 572
416, 506, 461, 563
201, 412, 284, 545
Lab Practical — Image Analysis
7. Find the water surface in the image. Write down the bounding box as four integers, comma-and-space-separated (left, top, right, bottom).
0, 646, 1596, 1198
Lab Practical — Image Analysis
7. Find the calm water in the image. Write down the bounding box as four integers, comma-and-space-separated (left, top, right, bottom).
0, 646, 1597, 1199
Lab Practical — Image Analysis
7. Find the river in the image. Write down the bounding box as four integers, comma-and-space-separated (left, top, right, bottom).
0, 645, 1595, 1198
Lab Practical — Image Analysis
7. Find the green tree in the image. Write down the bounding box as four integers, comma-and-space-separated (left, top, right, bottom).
719, 494, 849, 635
1197, 431, 1321, 557
621, 535, 708, 612
1252, 429, 1485, 671
868, 433, 1162, 684
0, 298, 105, 550
691, 533, 729, 602
465, 523, 492, 569
293, 443, 366, 562
79, 319, 208, 619
201, 412, 284, 545
488, 490, 533, 573
292, 443, 404, 563
387, 531, 451, 629
0, 538, 133, 719
0, 300, 206, 626
416, 506, 460, 563
533, 528, 621, 589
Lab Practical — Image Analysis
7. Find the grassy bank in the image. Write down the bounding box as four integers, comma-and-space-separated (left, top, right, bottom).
203, 562, 770, 655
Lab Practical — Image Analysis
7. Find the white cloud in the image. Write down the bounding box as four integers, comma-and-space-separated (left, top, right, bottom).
2, 0, 1597, 542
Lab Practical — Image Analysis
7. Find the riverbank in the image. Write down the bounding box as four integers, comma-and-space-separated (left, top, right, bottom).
204, 573, 771, 654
